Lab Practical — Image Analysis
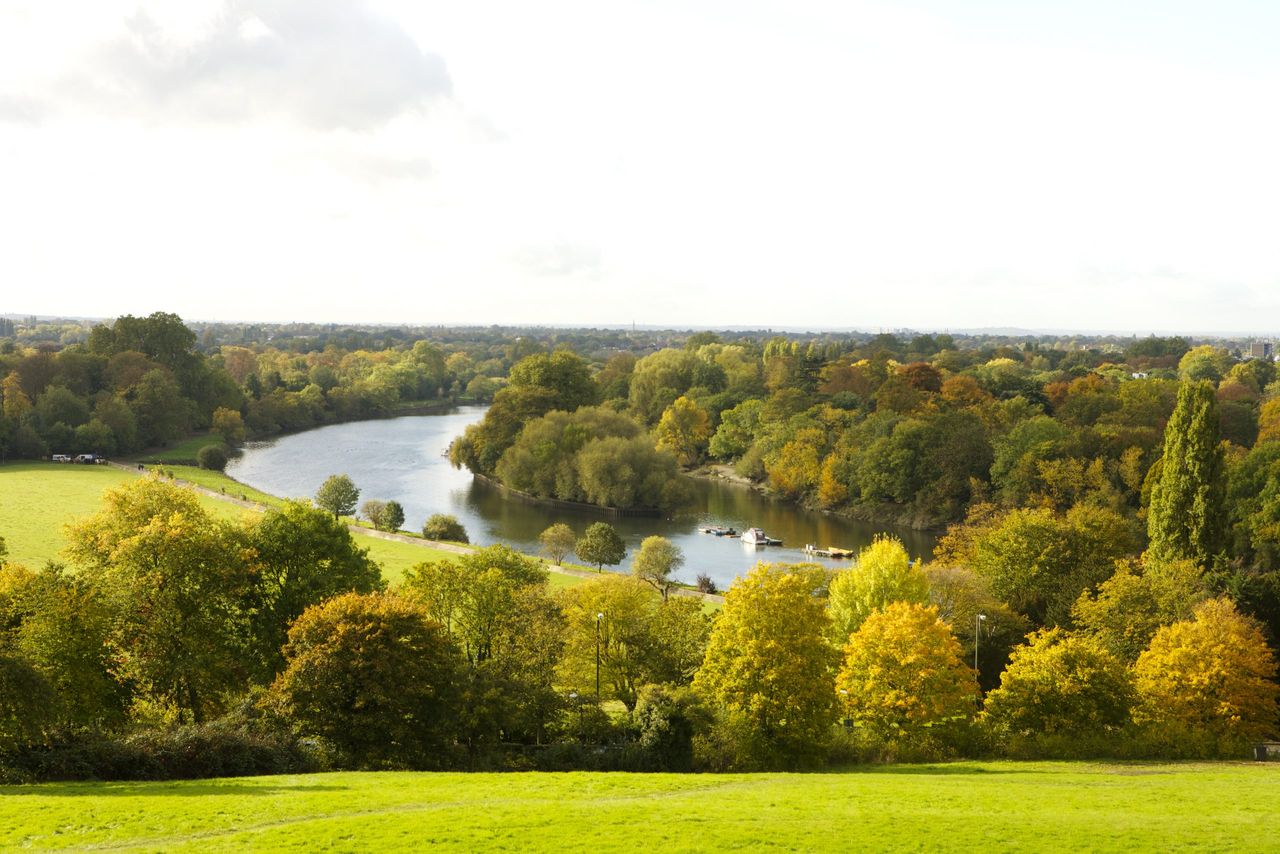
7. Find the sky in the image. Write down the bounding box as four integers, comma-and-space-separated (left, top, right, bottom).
3, 0, 1280, 333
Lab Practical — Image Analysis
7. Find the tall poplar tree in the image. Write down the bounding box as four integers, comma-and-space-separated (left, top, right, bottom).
1147, 381, 1226, 566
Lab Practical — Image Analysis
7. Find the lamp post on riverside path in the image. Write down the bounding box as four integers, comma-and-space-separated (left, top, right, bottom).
975, 613, 987, 674
595, 612, 604, 703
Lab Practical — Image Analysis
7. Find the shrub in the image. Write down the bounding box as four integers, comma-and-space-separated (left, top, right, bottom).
423, 513, 469, 543
196, 444, 229, 472
695, 573, 718, 594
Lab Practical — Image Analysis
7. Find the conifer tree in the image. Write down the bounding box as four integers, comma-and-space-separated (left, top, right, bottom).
1147, 381, 1226, 566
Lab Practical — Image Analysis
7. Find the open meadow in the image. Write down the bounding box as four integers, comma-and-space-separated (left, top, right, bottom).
3, 762, 1277, 852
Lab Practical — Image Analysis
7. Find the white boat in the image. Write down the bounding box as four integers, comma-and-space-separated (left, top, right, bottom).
741, 527, 782, 546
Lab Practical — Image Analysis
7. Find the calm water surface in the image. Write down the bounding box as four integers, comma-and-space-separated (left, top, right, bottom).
227, 407, 937, 589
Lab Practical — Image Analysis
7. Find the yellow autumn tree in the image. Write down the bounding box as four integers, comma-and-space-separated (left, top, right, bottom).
1134, 598, 1279, 742
836, 602, 978, 740
693, 563, 835, 765
655, 395, 712, 466
827, 536, 929, 641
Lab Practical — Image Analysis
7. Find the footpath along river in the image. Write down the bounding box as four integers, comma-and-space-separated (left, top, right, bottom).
227, 406, 937, 590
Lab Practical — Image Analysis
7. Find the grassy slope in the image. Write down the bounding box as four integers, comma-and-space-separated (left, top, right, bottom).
0, 462, 581, 590
4, 762, 1277, 852
0, 463, 141, 567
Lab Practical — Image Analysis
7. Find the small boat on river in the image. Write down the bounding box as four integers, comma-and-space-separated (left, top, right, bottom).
741, 527, 782, 546
699, 525, 739, 537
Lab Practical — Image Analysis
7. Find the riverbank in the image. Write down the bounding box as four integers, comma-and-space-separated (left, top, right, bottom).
690, 464, 949, 535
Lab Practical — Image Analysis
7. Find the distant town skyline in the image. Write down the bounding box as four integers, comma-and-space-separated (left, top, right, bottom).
3, 1, 1278, 331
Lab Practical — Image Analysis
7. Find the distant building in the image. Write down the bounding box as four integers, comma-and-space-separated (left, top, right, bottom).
1247, 341, 1274, 359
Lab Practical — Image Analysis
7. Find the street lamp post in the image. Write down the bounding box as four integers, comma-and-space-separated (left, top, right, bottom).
975, 613, 987, 673
595, 612, 604, 703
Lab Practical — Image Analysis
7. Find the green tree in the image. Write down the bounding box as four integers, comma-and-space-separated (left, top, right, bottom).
828, 536, 929, 641
983, 629, 1135, 739
556, 575, 709, 711
506, 350, 599, 411
1147, 381, 1227, 566
423, 513, 469, 543
196, 444, 228, 471
458, 543, 546, 587
315, 474, 360, 519
1134, 598, 1278, 742
925, 564, 1029, 692
64, 477, 254, 723
632, 535, 684, 600
1, 564, 128, 729
267, 592, 460, 768
0, 653, 55, 751
380, 500, 405, 532
836, 602, 978, 740
693, 563, 835, 768
1072, 558, 1207, 663
938, 504, 1138, 627
539, 523, 576, 565
575, 522, 626, 572
247, 500, 384, 675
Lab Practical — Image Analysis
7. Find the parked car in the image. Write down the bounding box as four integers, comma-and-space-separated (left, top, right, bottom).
51, 454, 71, 463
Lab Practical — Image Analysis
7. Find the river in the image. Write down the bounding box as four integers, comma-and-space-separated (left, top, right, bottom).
226, 406, 938, 590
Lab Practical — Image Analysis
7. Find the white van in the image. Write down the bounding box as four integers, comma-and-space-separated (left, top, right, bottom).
51, 454, 71, 463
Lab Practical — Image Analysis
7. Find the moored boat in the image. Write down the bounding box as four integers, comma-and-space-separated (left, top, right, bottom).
742, 527, 782, 546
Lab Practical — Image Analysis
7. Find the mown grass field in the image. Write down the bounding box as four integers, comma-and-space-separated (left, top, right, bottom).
0, 461, 584, 590
3, 762, 1276, 852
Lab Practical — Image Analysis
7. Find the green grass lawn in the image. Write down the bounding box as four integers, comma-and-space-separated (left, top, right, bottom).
127, 432, 226, 464
2, 762, 1276, 852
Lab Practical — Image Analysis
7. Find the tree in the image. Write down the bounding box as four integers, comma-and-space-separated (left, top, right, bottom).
539, 523, 576, 565
836, 602, 978, 740
924, 564, 1029, 693
380, 500, 405, 532
937, 504, 1138, 627
1134, 598, 1279, 742
632, 535, 684, 600
827, 536, 929, 641
196, 443, 229, 471
1072, 558, 1207, 663
556, 575, 709, 711
656, 396, 713, 466
267, 592, 460, 768
1, 564, 129, 730
247, 500, 384, 676
64, 477, 254, 723
0, 653, 55, 751
982, 629, 1135, 739
361, 499, 388, 529
211, 407, 246, 445
315, 474, 359, 519
423, 513, 468, 543
457, 543, 546, 587
1147, 381, 1227, 566
693, 563, 835, 767
575, 522, 626, 572
574, 436, 691, 510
